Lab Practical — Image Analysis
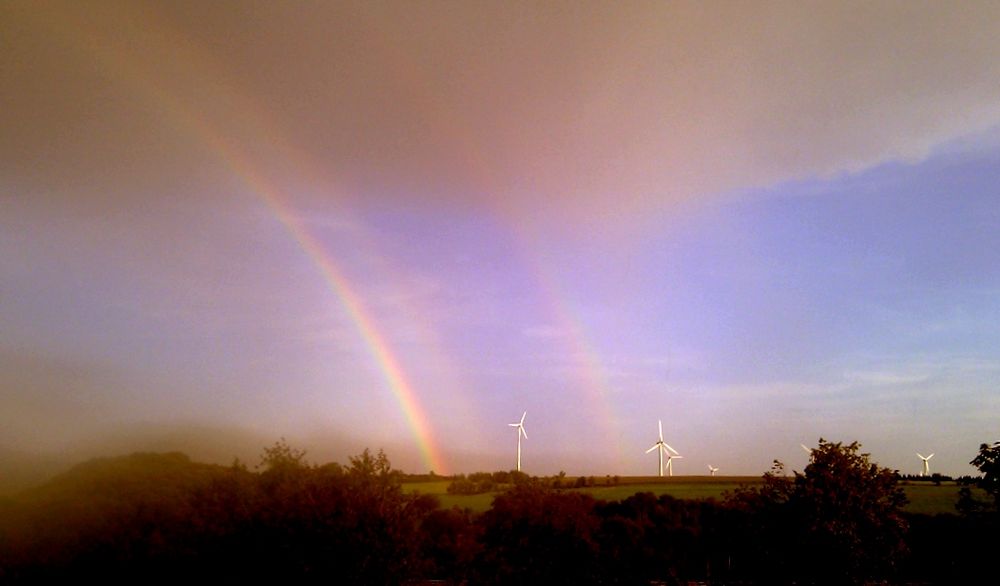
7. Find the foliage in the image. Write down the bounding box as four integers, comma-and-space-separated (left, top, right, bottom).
447, 471, 498, 494
0, 445, 438, 585
971, 441, 1000, 509
447, 470, 533, 495
474, 484, 601, 585
905, 509, 998, 583
594, 491, 718, 584
258, 437, 308, 472
726, 440, 908, 584
416, 506, 480, 579
3, 440, 997, 585
795, 440, 909, 581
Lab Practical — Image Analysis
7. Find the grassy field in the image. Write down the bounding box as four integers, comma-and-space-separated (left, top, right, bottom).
898, 481, 975, 515
401, 480, 497, 511
402, 476, 764, 513
403, 477, 975, 515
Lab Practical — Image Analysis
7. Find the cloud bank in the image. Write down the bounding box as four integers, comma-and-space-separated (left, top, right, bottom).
3, 1, 1000, 228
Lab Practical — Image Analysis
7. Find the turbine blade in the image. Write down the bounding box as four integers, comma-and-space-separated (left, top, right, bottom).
927, 453, 934, 459
801, 444, 812, 453
917, 453, 924, 459
658, 420, 663, 441
664, 443, 680, 455
646, 445, 658, 453
520, 426, 527, 439
509, 423, 519, 427
520, 411, 526, 425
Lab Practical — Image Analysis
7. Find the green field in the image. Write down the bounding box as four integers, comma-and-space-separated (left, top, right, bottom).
403, 477, 766, 513
402, 480, 497, 511
403, 477, 976, 515
898, 481, 979, 515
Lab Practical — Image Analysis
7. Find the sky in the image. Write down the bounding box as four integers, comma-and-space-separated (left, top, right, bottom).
2, 1, 999, 479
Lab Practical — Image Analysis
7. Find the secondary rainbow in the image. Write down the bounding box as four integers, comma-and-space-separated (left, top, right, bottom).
41, 2, 450, 474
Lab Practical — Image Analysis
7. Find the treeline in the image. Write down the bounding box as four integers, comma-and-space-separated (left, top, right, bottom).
1, 440, 998, 585
447, 470, 620, 494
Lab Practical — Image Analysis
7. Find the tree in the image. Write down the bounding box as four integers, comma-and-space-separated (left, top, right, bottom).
337, 448, 441, 584
971, 441, 1000, 510
474, 485, 601, 585
727, 440, 908, 584
723, 460, 795, 579
793, 440, 908, 582
258, 437, 308, 471
959, 441, 1000, 516
594, 491, 711, 584
257, 437, 310, 495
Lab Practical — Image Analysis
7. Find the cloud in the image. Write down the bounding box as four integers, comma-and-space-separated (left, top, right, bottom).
843, 370, 931, 387
3, 1, 1000, 232
842, 354, 1000, 386
0, 348, 144, 450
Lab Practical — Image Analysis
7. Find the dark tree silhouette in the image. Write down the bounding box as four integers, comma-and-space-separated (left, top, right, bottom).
594, 492, 712, 584
10, 441, 1000, 585
474, 484, 601, 585
970, 441, 1000, 510
727, 440, 908, 584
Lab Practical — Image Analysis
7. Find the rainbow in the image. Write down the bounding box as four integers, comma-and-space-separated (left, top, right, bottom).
521, 247, 628, 467
358, 15, 630, 466
35, 2, 450, 473
34, 2, 632, 474
220, 162, 451, 475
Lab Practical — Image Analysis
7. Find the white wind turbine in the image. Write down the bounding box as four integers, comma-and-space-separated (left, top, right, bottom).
508, 411, 527, 472
708, 465, 719, 477
646, 420, 681, 477
665, 452, 683, 476
917, 452, 934, 477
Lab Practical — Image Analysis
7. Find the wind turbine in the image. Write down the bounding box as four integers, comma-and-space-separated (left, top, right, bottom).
508, 411, 527, 472
646, 420, 681, 477
665, 452, 683, 476
917, 452, 934, 477
708, 465, 719, 477
801, 443, 814, 455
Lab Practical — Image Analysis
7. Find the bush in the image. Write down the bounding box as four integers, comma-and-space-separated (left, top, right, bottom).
726, 440, 908, 584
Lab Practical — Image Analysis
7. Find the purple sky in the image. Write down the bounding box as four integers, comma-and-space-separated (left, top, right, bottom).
2, 1, 999, 477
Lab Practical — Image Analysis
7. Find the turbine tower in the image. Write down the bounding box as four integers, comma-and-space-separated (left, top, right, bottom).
508, 411, 527, 472
665, 452, 684, 476
917, 452, 934, 477
708, 465, 719, 477
645, 420, 681, 477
